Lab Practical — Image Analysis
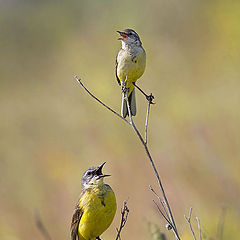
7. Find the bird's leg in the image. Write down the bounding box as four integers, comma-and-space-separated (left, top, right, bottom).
121, 81, 127, 94
121, 79, 129, 99
96, 237, 102, 240
133, 82, 155, 104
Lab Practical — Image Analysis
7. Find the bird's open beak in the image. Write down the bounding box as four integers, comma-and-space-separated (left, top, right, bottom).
117, 30, 127, 40
96, 162, 111, 179
97, 162, 106, 173
96, 174, 111, 180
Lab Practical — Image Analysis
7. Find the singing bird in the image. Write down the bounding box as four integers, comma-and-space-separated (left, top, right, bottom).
116, 29, 146, 118
71, 162, 117, 240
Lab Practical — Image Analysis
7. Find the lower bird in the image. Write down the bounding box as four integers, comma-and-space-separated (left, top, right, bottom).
71, 162, 117, 240
116, 29, 146, 118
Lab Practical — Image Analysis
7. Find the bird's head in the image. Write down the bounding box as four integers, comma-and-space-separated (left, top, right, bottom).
81, 162, 110, 189
117, 29, 142, 46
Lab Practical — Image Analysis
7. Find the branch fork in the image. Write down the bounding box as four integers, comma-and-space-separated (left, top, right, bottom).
74, 75, 180, 240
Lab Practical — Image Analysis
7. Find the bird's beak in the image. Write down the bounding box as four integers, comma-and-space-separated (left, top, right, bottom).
96, 162, 111, 179
97, 162, 106, 172
117, 30, 127, 40
96, 174, 111, 180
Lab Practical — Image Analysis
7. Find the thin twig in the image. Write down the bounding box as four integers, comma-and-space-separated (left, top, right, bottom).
74, 75, 180, 240
122, 82, 180, 239
184, 208, 197, 240
116, 201, 129, 240
196, 217, 202, 240
134, 83, 149, 98
145, 100, 151, 144
153, 200, 173, 228
74, 76, 130, 125
217, 204, 227, 240
133, 83, 155, 104
150, 186, 170, 222
35, 210, 52, 240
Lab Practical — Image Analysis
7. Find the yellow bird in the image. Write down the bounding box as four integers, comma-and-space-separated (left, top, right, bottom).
71, 162, 117, 240
116, 29, 146, 118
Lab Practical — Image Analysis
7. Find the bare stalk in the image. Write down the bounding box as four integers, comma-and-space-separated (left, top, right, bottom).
74, 76, 129, 125
150, 185, 170, 223
145, 99, 151, 144
35, 210, 52, 240
184, 208, 197, 240
153, 200, 173, 227
116, 201, 129, 240
74, 76, 180, 240
121, 79, 180, 240
217, 205, 227, 240
196, 217, 202, 240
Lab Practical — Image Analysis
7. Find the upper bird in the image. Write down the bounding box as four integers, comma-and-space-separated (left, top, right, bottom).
71, 162, 117, 240
116, 29, 146, 118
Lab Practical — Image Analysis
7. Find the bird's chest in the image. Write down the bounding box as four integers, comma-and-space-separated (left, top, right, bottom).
82, 188, 115, 215
78, 186, 117, 240
117, 49, 146, 82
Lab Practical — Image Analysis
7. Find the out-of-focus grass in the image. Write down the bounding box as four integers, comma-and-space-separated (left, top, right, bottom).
0, 0, 239, 239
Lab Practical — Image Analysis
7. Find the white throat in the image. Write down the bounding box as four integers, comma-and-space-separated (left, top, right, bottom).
121, 41, 127, 50
121, 40, 141, 50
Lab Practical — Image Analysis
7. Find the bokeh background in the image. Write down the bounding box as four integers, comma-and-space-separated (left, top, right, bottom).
1, 0, 240, 239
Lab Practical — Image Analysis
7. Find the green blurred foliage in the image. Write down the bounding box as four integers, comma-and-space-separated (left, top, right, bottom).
0, 0, 240, 239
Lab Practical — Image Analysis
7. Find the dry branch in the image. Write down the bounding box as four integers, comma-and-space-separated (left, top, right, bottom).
184, 208, 197, 240
115, 201, 129, 240
196, 217, 202, 240
74, 76, 180, 240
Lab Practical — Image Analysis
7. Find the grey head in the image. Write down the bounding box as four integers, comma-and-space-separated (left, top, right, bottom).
117, 29, 142, 46
81, 162, 110, 189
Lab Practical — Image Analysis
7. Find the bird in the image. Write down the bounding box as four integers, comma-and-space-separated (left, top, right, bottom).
70, 162, 117, 240
116, 29, 146, 118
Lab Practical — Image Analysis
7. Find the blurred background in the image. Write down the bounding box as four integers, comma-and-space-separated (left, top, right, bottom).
0, 0, 240, 239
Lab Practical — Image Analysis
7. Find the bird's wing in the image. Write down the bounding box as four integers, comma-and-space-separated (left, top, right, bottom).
115, 50, 121, 86
70, 195, 84, 240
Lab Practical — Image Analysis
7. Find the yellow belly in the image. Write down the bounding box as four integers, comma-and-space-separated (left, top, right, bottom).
117, 48, 146, 96
78, 185, 117, 240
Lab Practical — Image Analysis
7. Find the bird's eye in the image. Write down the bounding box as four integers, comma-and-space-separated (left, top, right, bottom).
87, 172, 91, 176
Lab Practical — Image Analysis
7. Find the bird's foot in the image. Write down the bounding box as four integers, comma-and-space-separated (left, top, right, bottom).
121, 82, 127, 94
146, 93, 155, 104
133, 82, 155, 104
121, 82, 129, 96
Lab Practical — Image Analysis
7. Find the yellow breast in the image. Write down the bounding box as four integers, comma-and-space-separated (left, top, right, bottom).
117, 46, 146, 88
78, 184, 117, 240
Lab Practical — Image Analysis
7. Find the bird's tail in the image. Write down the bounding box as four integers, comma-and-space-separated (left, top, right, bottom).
121, 87, 136, 118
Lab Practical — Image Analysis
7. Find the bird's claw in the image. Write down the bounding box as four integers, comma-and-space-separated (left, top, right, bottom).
121, 85, 126, 93
146, 93, 155, 104
121, 83, 128, 94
